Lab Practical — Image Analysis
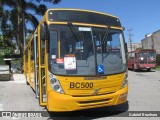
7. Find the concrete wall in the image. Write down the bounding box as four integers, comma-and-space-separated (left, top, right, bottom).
141, 30, 160, 54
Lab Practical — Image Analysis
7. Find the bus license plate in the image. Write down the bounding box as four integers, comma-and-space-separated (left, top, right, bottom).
70, 82, 93, 89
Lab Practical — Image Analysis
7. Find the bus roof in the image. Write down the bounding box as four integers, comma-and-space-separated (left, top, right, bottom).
47, 8, 118, 18
46, 8, 121, 27
128, 49, 156, 53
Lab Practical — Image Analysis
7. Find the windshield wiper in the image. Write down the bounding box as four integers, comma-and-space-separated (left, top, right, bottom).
68, 22, 82, 42
100, 27, 110, 62
102, 27, 110, 46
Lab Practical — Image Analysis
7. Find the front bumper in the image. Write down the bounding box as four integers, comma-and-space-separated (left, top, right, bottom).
137, 64, 156, 69
47, 85, 128, 112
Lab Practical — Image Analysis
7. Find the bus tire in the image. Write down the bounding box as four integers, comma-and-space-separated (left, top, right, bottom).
26, 80, 29, 85
111, 101, 129, 113
26, 76, 29, 85
132, 65, 137, 72
147, 68, 151, 72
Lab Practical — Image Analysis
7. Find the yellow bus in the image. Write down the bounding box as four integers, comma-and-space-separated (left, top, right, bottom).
24, 8, 128, 112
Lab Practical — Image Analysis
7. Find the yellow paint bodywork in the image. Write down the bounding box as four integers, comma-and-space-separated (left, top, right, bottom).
23, 8, 128, 112
47, 86, 128, 111
46, 73, 128, 111
24, 54, 35, 89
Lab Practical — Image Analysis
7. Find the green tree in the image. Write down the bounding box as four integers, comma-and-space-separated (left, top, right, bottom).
0, 35, 16, 56
0, 2, 10, 34
136, 47, 142, 50
0, 0, 61, 56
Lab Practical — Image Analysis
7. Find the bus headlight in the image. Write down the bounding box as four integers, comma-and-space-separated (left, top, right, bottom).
49, 72, 64, 94
121, 70, 128, 88
50, 78, 57, 84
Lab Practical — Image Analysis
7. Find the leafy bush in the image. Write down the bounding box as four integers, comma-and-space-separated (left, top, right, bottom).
0, 56, 5, 65
0, 35, 16, 56
11, 59, 23, 73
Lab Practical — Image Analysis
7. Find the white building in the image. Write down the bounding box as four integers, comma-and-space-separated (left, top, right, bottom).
127, 43, 141, 52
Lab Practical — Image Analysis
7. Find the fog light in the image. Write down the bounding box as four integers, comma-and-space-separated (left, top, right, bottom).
50, 78, 57, 84
120, 93, 128, 98
53, 85, 60, 91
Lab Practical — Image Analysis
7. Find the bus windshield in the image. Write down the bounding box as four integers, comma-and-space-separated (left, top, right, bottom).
49, 24, 126, 76
148, 51, 156, 60
138, 52, 147, 60
138, 51, 156, 63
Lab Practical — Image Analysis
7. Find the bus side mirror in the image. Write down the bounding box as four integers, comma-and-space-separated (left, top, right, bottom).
122, 27, 125, 31
124, 43, 128, 53
124, 42, 128, 65
41, 22, 48, 41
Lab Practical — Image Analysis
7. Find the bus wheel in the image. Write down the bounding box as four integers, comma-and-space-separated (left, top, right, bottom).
26, 80, 29, 85
132, 65, 137, 72
26, 76, 29, 85
147, 68, 151, 72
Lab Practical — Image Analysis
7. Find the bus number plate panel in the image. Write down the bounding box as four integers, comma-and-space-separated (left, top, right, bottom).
70, 82, 93, 89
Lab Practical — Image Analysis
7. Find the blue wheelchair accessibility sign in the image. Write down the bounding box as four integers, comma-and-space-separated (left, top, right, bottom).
97, 65, 104, 74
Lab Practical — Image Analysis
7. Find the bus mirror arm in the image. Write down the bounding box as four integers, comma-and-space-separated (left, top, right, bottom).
42, 30, 49, 41
41, 31, 46, 41
124, 43, 127, 53
122, 27, 125, 31
124, 43, 128, 63
41, 22, 49, 41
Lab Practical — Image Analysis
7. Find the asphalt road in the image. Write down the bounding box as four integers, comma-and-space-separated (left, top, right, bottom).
0, 70, 160, 120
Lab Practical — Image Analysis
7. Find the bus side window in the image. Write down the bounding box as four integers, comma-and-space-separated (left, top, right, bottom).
135, 53, 137, 63
41, 40, 45, 65
31, 39, 35, 60
132, 53, 135, 60
135, 53, 137, 58
40, 23, 45, 65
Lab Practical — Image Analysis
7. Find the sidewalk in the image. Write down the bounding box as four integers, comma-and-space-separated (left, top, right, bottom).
12, 73, 26, 83
0, 73, 49, 120
0, 74, 45, 111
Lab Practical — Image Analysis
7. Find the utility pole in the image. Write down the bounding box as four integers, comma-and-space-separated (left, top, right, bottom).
128, 29, 133, 52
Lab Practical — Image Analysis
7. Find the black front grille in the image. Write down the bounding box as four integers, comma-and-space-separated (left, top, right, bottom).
72, 92, 115, 97
78, 98, 112, 104
148, 61, 156, 64
139, 60, 147, 64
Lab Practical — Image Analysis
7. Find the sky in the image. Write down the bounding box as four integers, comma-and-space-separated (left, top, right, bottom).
39, 0, 160, 43
2, 0, 160, 44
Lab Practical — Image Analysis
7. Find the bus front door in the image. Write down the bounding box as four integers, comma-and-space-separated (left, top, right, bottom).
39, 32, 47, 106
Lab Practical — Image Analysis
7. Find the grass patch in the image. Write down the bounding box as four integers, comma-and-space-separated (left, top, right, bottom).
155, 66, 160, 71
